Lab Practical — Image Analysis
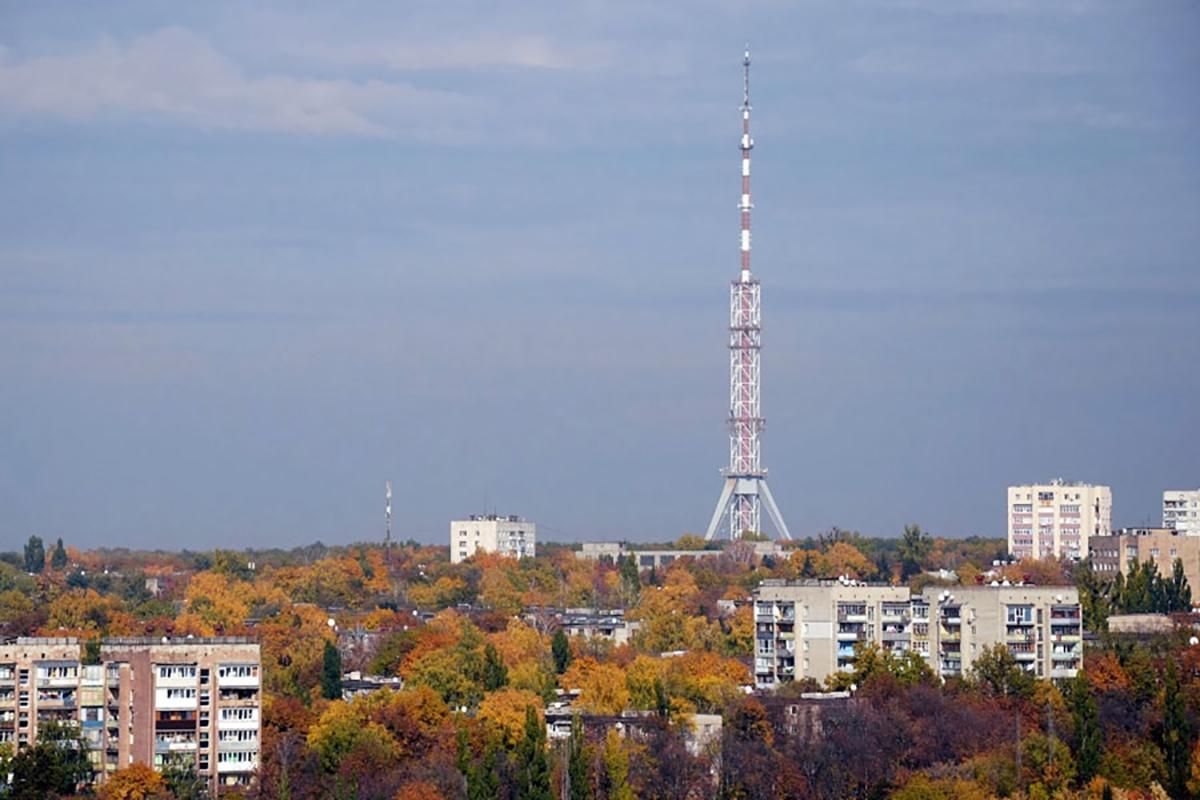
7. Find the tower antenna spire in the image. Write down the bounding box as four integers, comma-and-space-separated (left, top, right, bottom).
705, 46, 792, 542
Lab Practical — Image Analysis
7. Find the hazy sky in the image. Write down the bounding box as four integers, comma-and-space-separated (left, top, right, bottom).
1, 2, 1197, 549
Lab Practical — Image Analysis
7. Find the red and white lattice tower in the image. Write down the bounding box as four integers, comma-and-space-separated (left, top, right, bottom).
705, 47, 791, 542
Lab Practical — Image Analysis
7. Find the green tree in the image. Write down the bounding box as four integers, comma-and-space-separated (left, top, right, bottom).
552, 628, 572, 675
969, 644, 1034, 700
897, 523, 933, 581
162, 754, 209, 800
1167, 557, 1192, 613
7, 721, 93, 799
1069, 671, 1101, 785
22, 535, 45, 574
516, 705, 552, 800
618, 555, 640, 603
320, 640, 342, 701
568, 714, 592, 800
799, 552, 817, 579
49, 538, 68, 571
1164, 658, 1192, 799
482, 642, 509, 691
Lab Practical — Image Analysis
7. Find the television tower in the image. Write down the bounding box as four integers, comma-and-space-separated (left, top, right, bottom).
705, 47, 792, 542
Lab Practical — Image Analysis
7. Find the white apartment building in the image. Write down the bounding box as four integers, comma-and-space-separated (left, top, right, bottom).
752, 580, 913, 687
923, 585, 1081, 681
450, 514, 536, 564
1008, 480, 1111, 560
751, 582, 1082, 688
1163, 490, 1200, 536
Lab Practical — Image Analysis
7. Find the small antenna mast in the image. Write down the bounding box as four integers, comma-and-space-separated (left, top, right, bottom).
385, 481, 392, 548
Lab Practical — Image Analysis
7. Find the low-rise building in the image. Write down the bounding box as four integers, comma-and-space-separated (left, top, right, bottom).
1164, 489, 1200, 536
576, 541, 783, 568
450, 514, 536, 564
1089, 527, 1200, 593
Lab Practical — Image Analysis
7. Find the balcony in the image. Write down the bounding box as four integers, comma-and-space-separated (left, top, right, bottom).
837, 610, 869, 623
881, 630, 909, 642
776, 632, 795, 641
1050, 667, 1078, 680
836, 630, 867, 641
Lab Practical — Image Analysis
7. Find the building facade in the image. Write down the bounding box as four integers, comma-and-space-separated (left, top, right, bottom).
1007, 481, 1112, 560
752, 581, 913, 687
1089, 527, 1200, 593
0, 637, 260, 795
750, 582, 1081, 688
1163, 489, 1200, 536
450, 514, 536, 564
921, 585, 1081, 681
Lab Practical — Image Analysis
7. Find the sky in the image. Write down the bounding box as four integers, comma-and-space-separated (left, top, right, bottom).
1, 1, 1198, 550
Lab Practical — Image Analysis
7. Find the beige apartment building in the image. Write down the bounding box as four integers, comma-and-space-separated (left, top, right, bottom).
751, 582, 1082, 688
1089, 527, 1200, 594
753, 580, 913, 687
0, 637, 260, 795
1008, 481, 1112, 560
1164, 490, 1200, 536
922, 585, 1082, 681
451, 514, 536, 564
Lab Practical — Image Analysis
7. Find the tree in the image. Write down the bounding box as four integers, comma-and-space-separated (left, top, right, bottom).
601, 729, 634, 800
7, 720, 93, 799
477, 689, 544, 747
618, 555, 641, 604
552, 628, 572, 675
1164, 658, 1192, 800
516, 704, 552, 800
1167, 557, 1192, 612
482, 642, 508, 691
161, 755, 208, 800
568, 714, 592, 800
898, 524, 932, 582
321, 640, 343, 701
49, 538, 68, 571
1069, 672, 1101, 785
969, 644, 1034, 700
561, 658, 630, 716
23, 535, 45, 574
98, 763, 167, 800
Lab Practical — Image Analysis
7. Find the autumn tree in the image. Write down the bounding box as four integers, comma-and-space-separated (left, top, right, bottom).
561, 658, 630, 716
477, 689, 544, 747
98, 763, 167, 800
1164, 658, 1192, 800
601, 729, 635, 800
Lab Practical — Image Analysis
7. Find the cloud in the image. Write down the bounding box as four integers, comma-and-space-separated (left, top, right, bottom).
0, 27, 473, 137
300, 34, 612, 72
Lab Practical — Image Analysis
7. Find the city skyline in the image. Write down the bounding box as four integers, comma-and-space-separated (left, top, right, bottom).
1, 3, 1198, 549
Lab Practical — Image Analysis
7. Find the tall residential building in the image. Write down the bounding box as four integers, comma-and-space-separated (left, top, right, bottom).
1163, 489, 1200, 536
1089, 527, 1200, 593
922, 585, 1082, 681
0, 637, 260, 795
750, 582, 1082, 688
752, 580, 913, 687
1007, 481, 1112, 560
450, 514, 536, 564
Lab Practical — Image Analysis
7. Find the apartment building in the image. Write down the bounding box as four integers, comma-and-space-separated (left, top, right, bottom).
0, 637, 260, 795
1089, 527, 1200, 594
1163, 490, 1200, 536
1008, 481, 1112, 560
750, 583, 1082, 688
922, 585, 1081, 681
752, 580, 912, 687
450, 514, 536, 564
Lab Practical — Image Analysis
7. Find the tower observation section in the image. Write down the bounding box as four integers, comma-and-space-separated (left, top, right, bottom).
705, 47, 791, 542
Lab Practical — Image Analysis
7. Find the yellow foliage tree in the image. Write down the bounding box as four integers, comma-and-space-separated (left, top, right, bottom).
97, 763, 168, 800
45, 588, 123, 632
476, 688, 544, 746
179, 571, 250, 633
818, 542, 874, 580
624, 655, 664, 711
561, 657, 630, 715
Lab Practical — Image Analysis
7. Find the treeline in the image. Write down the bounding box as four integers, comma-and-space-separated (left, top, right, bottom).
1075, 558, 1193, 631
